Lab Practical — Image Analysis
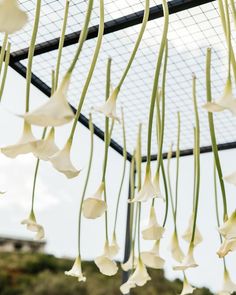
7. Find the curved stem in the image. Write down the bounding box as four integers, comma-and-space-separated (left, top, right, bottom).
192, 127, 197, 211
161, 158, 169, 227
167, 143, 175, 229
68, 0, 104, 141
206, 48, 228, 221
175, 111, 180, 224
190, 75, 200, 244
113, 109, 127, 234
117, 0, 150, 89
146, 0, 169, 168
67, 0, 94, 74
25, 0, 41, 112
0, 42, 11, 101
55, 0, 70, 89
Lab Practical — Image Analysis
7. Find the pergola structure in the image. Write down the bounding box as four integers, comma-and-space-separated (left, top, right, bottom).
4, 0, 236, 285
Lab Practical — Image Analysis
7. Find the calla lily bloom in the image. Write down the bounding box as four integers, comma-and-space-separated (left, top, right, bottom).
224, 171, 236, 186
49, 139, 80, 179
94, 241, 118, 276
82, 182, 107, 219
180, 274, 196, 295
23, 74, 75, 127
109, 233, 120, 258
0, 0, 28, 34
94, 87, 120, 122
141, 240, 165, 269
217, 238, 236, 258
65, 256, 86, 282
182, 213, 203, 246
21, 211, 44, 240
141, 206, 165, 240
173, 244, 198, 271
218, 270, 236, 294
120, 280, 136, 295
121, 249, 137, 271
170, 231, 184, 263
219, 211, 236, 239
152, 172, 164, 199
132, 168, 157, 202
202, 79, 236, 116
33, 128, 59, 161
128, 259, 151, 287
1, 122, 37, 158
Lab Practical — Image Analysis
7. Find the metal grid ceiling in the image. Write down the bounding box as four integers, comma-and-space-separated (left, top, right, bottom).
7, 1, 236, 156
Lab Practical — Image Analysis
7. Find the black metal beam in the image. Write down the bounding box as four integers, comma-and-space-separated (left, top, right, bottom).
142, 141, 236, 162
11, 0, 216, 62
9, 57, 133, 162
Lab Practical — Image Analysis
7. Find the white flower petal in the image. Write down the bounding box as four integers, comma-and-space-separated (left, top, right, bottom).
224, 171, 236, 186
180, 276, 195, 295
120, 280, 136, 294
129, 259, 151, 287
217, 238, 236, 258
65, 256, 86, 282
220, 270, 236, 294
141, 207, 165, 240
0, 0, 28, 34
121, 250, 137, 271
182, 213, 203, 246
218, 211, 236, 239
170, 231, 184, 263
173, 245, 198, 271
21, 213, 45, 241
109, 234, 120, 258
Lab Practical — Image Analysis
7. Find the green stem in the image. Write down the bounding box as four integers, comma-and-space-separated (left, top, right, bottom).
190, 75, 200, 245
113, 109, 127, 234
146, 0, 169, 168
230, 0, 236, 27
161, 158, 169, 227
167, 143, 176, 229
0, 42, 11, 101
175, 111, 180, 224
225, 0, 232, 80
67, 0, 94, 74
192, 127, 197, 212
137, 203, 141, 260
55, 0, 70, 89
117, 0, 150, 89
206, 48, 228, 221
0, 33, 8, 76
78, 114, 94, 256
25, 0, 41, 112
136, 124, 142, 190
68, 0, 104, 142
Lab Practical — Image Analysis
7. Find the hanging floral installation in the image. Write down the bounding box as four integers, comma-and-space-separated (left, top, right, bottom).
0, 0, 236, 294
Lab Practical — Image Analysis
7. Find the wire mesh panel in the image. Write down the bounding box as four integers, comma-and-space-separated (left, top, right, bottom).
17, 1, 236, 156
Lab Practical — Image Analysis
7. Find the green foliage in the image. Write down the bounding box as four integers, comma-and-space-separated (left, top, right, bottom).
0, 252, 213, 295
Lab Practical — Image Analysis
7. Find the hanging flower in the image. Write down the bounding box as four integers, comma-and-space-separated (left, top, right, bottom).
82, 182, 107, 219
128, 259, 151, 287
224, 171, 236, 186
141, 240, 165, 269
49, 139, 80, 179
219, 211, 236, 239
217, 270, 236, 294
0, 0, 28, 34
152, 172, 164, 199
109, 233, 120, 258
121, 249, 138, 271
94, 87, 120, 122
202, 79, 236, 116
131, 168, 157, 202
23, 74, 75, 127
120, 280, 136, 295
21, 211, 44, 240
33, 127, 59, 161
170, 231, 184, 263
180, 274, 196, 295
182, 213, 203, 246
65, 256, 86, 282
94, 241, 118, 276
141, 206, 165, 240
173, 244, 198, 271
217, 238, 236, 258
1, 122, 37, 158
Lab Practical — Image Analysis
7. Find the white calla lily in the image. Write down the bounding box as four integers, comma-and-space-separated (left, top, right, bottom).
173, 244, 198, 271
33, 127, 59, 161
94, 87, 120, 122
224, 171, 236, 186
203, 79, 236, 116
182, 213, 203, 246
141, 240, 165, 269
170, 231, 184, 263
65, 256, 86, 282
128, 259, 151, 287
109, 233, 120, 258
1, 122, 37, 158
217, 238, 236, 258
180, 274, 196, 295
141, 206, 165, 240
0, 0, 28, 34
94, 241, 118, 276
218, 211, 236, 239
132, 168, 157, 202
21, 211, 44, 240
152, 172, 164, 199
23, 74, 75, 127
121, 249, 137, 271
82, 182, 107, 219
218, 270, 236, 294
120, 280, 136, 295
49, 139, 80, 179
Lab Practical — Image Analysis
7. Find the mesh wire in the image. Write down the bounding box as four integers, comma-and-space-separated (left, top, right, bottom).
14, 1, 236, 155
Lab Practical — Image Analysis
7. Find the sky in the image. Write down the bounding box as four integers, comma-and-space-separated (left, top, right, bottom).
0, 67, 236, 293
